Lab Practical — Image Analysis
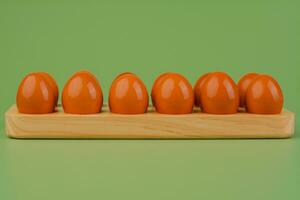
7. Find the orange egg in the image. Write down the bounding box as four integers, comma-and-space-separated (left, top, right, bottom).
62, 71, 103, 114
237, 73, 259, 108
40, 72, 59, 105
151, 72, 171, 107
16, 73, 56, 114
200, 72, 239, 114
109, 72, 149, 114
152, 73, 194, 114
194, 73, 210, 107
246, 75, 283, 114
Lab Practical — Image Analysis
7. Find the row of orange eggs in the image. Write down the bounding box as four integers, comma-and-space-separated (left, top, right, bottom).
16, 71, 283, 115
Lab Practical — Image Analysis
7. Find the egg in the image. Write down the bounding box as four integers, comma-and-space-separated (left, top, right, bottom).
151, 72, 170, 107
152, 73, 194, 114
62, 71, 103, 114
16, 73, 56, 114
194, 73, 210, 107
237, 73, 259, 108
109, 72, 149, 114
40, 72, 59, 105
246, 75, 283, 114
200, 72, 239, 114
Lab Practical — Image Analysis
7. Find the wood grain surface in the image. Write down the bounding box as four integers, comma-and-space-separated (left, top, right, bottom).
5, 105, 295, 139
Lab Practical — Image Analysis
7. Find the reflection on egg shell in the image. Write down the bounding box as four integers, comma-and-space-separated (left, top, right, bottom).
152, 73, 194, 114
17, 73, 56, 114
39, 72, 59, 105
194, 72, 211, 108
109, 72, 149, 114
151, 72, 171, 107
246, 75, 283, 114
237, 73, 259, 108
200, 72, 239, 114
62, 71, 103, 114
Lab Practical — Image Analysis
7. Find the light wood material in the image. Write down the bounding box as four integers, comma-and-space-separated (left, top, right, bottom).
5, 104, 295, 139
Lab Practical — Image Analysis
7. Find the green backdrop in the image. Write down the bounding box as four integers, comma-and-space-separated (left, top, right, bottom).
0, 0, 299, 199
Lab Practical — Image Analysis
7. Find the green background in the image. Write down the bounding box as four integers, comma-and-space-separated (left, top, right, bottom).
0, 0, 299, 199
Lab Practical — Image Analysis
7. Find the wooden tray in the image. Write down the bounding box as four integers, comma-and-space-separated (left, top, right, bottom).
5, 104, 295, 139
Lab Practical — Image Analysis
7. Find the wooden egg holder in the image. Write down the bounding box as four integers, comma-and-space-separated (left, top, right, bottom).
5, 104, 295, 139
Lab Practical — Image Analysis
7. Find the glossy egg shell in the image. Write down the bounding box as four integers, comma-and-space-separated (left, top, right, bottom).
194, 73, 210, 107
109, 73, 149, 114
152, 73, 194, 114
246, 75, 283, 114
151, 72, 171, 107
237, 73, 259, 108
62, 71, 103, 114
16, 73, 56, 114
200, 72, 239, 114
40, 72, 59, 105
